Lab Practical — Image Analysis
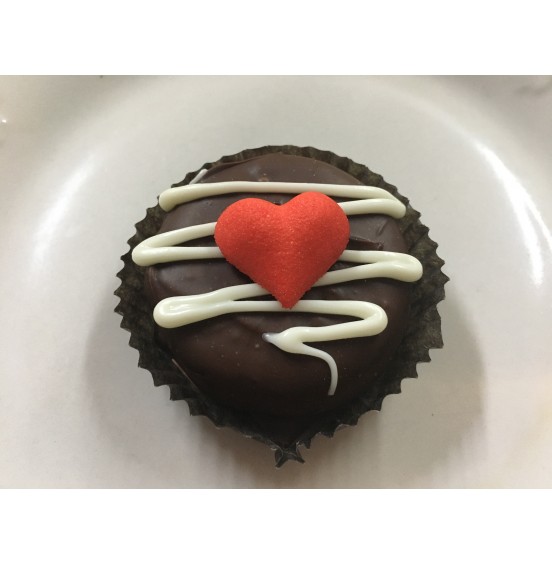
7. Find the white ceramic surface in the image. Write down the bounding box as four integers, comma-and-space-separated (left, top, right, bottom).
1, 76, 551, 488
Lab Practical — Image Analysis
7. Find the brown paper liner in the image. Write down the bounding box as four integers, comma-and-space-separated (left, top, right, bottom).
115, 145, 448, 466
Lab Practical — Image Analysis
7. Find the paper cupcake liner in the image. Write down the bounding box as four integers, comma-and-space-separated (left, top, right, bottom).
115, 145, 448, 466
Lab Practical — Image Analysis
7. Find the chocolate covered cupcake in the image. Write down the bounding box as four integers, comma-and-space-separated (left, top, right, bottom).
116, 146, 447, 465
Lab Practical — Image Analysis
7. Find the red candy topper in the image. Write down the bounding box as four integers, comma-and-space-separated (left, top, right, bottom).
214, 192, 350, 308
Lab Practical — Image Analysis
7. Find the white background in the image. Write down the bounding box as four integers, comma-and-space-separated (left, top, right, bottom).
1, 75, 552, 487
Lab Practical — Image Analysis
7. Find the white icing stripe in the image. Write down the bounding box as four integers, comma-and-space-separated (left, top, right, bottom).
159, 181, 406, 218
134, 225, 421, 282
132, 224, 422, 275
153, 255, 421, 328
133, 180, 423, 396
155, 291, 387, 397
189, 168, 208, 184
133, 222, 220, 266
262, 301, 387, 396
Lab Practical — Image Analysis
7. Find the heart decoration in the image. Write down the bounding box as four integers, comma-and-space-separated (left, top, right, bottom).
214, 192, 350, 308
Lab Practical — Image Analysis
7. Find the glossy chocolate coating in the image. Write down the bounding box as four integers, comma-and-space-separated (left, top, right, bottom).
145, 153, 411, 416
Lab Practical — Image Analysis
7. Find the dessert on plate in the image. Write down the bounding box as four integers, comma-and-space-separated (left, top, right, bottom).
115, 145, 447, 465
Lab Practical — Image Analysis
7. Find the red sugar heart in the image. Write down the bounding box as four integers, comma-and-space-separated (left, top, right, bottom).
214, 192, 350, 308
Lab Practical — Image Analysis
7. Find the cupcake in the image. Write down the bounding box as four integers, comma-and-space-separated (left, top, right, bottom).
115, 146, 447, 465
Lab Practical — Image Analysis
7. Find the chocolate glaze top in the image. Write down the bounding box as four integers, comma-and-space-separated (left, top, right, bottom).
145, 153, 412, 417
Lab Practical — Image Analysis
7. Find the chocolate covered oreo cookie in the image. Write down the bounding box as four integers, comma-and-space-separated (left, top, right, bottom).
116, 146, 447, 464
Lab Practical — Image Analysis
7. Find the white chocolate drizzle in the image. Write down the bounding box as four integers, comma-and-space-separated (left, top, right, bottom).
132, 178, 423, 396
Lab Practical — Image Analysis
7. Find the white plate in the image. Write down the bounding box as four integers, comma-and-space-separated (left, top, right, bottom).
1, 76, 551, 488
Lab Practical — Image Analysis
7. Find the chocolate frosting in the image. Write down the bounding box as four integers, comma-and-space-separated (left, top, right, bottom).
145, 153, 411, 417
